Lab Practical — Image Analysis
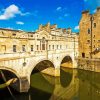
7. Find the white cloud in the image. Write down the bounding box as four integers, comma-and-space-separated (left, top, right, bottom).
20, 12, 30, 16
56, 7, 62, 11
16, 21, 24, 25
18, 29, 23, 31
0, 4, 30, 20
93, 9, 96, 13
74, 25, 79, 30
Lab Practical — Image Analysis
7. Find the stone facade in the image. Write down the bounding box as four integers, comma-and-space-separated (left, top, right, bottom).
0, 23, 78, 92
79, 7, 100, 59
0, 23, 78, 55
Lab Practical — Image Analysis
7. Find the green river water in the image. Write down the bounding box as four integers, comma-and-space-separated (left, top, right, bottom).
0, 68, 100, 100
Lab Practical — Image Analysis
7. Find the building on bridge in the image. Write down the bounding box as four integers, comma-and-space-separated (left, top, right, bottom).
0, 22, 78, 55
0, 23, 78, 92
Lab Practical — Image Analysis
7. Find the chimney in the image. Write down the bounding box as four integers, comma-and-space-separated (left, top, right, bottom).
82, 10, 89, 15
67, 28, 72, 34
97, 7, 100, 12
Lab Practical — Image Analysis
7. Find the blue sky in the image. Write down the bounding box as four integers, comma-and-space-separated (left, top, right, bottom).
0, 0, 100, 32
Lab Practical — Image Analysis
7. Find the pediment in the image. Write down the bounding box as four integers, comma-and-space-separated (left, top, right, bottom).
37, 30, 49, 38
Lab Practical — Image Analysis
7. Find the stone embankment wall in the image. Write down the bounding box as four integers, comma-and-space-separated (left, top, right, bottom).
78, 58, 100, 72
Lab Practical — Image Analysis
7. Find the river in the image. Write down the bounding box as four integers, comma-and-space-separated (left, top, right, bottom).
0, 67, 100, 100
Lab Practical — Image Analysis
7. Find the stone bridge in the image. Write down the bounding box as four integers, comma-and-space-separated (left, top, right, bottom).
0, 25, 78, 92
0, 49, 78, 92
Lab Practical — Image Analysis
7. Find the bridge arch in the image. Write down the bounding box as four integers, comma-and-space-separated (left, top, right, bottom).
0, 67, 20, 78
60, 55, 73, 68
0, 67, 20, 90
29, 59, 55, 76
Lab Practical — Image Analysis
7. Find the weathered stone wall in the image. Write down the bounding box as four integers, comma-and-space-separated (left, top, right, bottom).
78, 58, 100, 72
79, 8, 100, 58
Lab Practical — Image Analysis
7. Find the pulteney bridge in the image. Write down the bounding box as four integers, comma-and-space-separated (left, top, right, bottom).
0, 49, 78, 92
0, 26, 78, 92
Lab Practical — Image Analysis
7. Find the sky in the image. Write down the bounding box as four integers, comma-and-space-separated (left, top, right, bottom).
0, 0, 100, 32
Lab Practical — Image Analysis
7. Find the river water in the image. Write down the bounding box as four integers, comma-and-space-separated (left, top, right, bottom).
0, 67, 100, 100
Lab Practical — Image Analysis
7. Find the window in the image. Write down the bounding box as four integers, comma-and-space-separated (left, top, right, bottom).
42, 44, 45, 50
2, 31, 4, 35
82, 53, 85, 58
30, 35, 33, 37
49, 45, 51, 50
87, 40, 90, 43
52, 45, 54, 49
98, 40, 100, 42
93, 35, 95, 38
88, 28, 90, 34
31, 45, 33, 51
94, 23, 96, 28
93, 45, 95, 48
37, 45, 39, 50
13, 45, 16, 52
22, 45, 26, 52
57, 45, 59, 49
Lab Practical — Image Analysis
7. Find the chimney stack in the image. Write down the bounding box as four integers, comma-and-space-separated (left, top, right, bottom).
97, 7, 100, 12
82, 10, 89, 15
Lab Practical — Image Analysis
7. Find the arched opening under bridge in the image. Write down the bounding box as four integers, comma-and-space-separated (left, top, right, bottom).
0, 69, 19, 98
31, 60, 55, 75
60, 56, 73, 68
29, 60, 55, 99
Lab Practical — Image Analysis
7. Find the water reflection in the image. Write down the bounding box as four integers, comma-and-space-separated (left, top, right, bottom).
1, 68, 100, 100
78, 69, 100, 100
30, 73, 54, 100
60, 68, 73, 88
